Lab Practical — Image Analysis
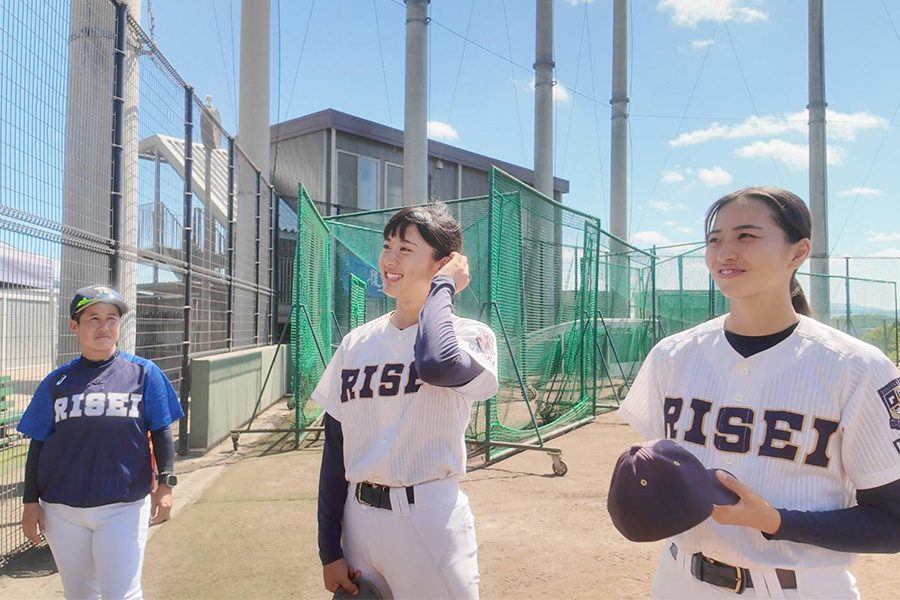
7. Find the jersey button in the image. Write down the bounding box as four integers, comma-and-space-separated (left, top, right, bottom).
740, 367, 750, 375
734, 394, 743, 402
398, 336, 405, 342
725, 456, 734, 465
393, 353, 400, 359
379, 439, 386, 446
384, 400, 391, 407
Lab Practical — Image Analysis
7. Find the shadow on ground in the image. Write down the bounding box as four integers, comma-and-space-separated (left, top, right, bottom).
0, 544, 57, 579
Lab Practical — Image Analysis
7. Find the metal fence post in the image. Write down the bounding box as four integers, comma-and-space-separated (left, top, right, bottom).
178, 86, 195, 455
895, 284, 899, 365
254, 170, 261, 346
270, 186, 279, 344
109, 1, 127, 288
845, 257, 851, 333
708, 273, 715, 320
226, 137, 235, 351
651, 247, 658, 346
677, 255, 684, 328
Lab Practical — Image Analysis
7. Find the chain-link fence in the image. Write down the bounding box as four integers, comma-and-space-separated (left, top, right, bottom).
654, 246, 899, 363
0, 0, 279, 565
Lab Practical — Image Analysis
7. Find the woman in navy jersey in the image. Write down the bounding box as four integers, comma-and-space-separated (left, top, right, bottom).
18, 285, 184, 600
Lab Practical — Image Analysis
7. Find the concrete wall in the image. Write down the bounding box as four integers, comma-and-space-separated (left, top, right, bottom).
189, 344, 291, 450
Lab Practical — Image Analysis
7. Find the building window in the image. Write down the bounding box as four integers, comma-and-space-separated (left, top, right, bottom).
337, 151, 379, 211
385, 163, 403, 208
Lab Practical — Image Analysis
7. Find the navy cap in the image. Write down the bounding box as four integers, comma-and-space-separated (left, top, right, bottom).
607, 439, 739, 542
70, 285, 129, 320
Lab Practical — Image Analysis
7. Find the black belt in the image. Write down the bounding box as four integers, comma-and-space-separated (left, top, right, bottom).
355, 482, 415, 510
671, 544, 797, 594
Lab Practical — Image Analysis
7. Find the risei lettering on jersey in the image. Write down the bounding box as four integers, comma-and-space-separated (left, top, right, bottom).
340, 362, 422, 402
53, 393, 142, 422
663, 397, 841, 468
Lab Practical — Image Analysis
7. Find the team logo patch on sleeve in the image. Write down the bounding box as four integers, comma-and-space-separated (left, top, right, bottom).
470, 327, 497, 366
878, 378, 900, 430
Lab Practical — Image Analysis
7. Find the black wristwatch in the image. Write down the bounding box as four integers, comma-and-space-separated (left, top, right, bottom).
157, 473, 178, 487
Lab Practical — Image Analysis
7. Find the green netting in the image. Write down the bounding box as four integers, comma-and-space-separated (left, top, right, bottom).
349, 274, 367, 331
290, 185, 333, 430
323, 169, 650, 459
292, 168, 899, 464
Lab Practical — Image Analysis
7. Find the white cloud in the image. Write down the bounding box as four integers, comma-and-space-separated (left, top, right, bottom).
866, 248, 900, 257
661, 170, 685, 183
562, 0, 594, 5
691, 39, 714, 50
734, 140, 847, 170
866, 232, 900, 243
657, 0, 768, 28
648, 200, 687, 211
838, 187, 883, 198
527, 79, 571, 104
697, 166, 733, 187
632, 231, 673, 247
669, 110, 887, 147
676, 226, 696, 234
427, 121, 459, 142
664, 220, 678, 226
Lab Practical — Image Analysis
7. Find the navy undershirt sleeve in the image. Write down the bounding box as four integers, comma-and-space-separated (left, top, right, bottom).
414, 275, 484, 387
765, 479, 900, 553
318, 413, 348, 565
22, 439, 43, 503
150, 424, 175, 475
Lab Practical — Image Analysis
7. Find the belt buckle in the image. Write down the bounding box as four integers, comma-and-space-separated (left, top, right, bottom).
729, 566, 745, 594
355, 482, 366, 506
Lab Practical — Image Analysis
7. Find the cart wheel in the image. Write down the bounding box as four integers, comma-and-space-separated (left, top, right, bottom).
231, 432, 240, 452
551, 453, 568, 476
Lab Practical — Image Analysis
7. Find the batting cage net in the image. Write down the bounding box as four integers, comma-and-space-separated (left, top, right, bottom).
290, 186, 333, 435
294, 168, 656, 460
290, 168, 900, 463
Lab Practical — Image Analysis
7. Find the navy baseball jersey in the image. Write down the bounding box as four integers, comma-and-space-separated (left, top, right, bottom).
17, 352, 184, 508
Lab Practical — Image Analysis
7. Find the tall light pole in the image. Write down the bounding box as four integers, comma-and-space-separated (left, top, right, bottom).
809, 0, 830, 320
403, 0, 430, 206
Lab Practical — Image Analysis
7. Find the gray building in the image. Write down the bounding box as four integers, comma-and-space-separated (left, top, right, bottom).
268, 109, 569, 213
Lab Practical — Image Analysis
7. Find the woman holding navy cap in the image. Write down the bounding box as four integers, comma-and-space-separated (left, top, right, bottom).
618, 187, 900, 598
17, 284, 184, 600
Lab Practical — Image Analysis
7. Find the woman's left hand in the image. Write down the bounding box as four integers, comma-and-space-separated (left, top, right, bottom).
710, 470, 782, 535
151, 484, 174, 525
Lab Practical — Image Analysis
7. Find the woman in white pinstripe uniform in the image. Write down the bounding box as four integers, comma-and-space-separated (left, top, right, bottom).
315, 203, 499, 599
619, 187, 900, 599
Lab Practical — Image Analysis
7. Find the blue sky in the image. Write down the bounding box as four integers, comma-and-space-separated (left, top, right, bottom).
143, 0, 900, 260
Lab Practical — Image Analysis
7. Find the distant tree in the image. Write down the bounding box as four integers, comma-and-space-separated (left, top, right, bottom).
862, 322, 899, 363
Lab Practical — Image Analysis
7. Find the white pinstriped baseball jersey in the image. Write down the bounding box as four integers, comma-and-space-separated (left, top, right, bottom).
619, 315, 900, 570
312, 312, 499, 487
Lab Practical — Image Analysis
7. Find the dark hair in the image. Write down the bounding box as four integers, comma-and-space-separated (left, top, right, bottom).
383, 203, 462, 260
705, 186, 812, 317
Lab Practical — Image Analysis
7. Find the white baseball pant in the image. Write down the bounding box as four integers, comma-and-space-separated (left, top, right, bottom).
651, 542, 859, 599
41, 495, 151, 600
342, 477, 480, 599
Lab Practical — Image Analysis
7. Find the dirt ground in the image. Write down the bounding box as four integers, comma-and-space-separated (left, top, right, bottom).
5, 411, 899, 599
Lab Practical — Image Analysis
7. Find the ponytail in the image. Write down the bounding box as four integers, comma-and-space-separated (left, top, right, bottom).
790, 272, 811, 317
